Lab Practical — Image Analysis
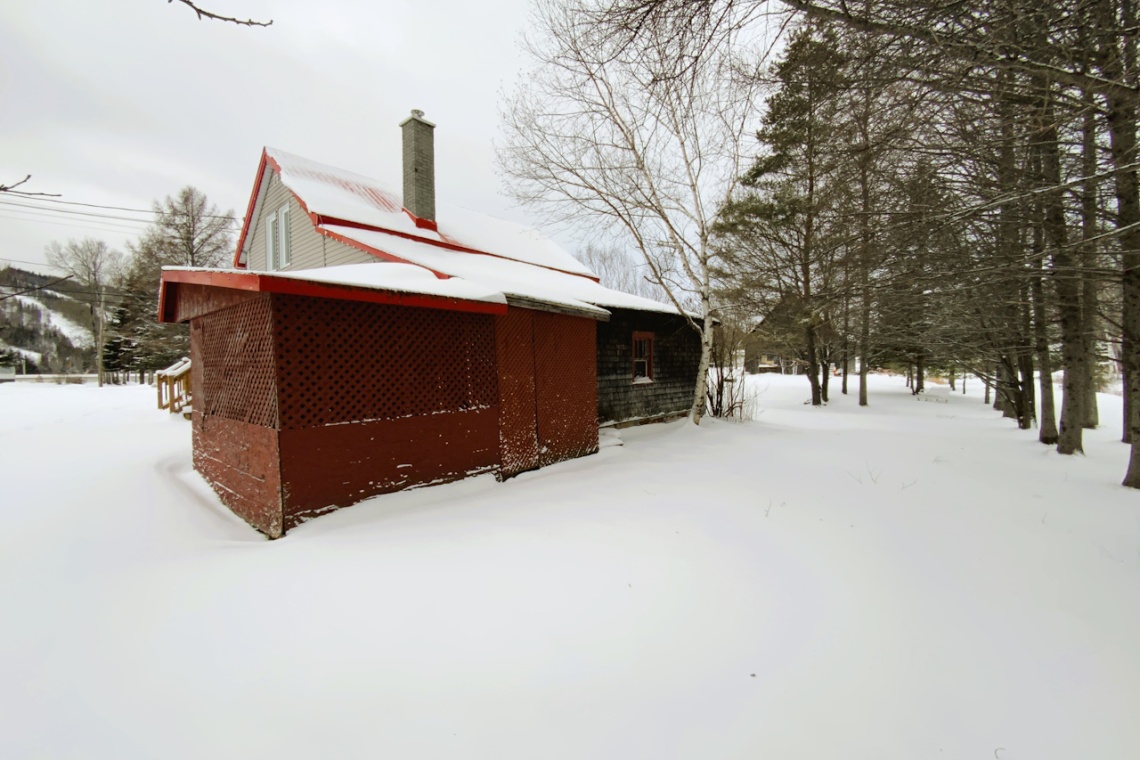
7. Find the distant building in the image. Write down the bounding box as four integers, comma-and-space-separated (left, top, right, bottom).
159, 111, 700, 537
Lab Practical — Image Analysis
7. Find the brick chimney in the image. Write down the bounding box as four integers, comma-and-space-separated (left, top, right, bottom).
400, 109, 436, 223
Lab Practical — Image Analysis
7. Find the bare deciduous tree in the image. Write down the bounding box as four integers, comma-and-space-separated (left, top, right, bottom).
500, 0, 764, 422
576, 242, 667, 301
45, 238, 123, 387
132, 186, 236, 270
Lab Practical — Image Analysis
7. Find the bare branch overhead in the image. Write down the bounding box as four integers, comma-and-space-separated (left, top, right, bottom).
169, 0, 272, 27
0, 175, 61, 198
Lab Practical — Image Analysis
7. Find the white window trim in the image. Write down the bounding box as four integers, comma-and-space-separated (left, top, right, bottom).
278, 204, 291, 268
264, 203, 291, 271
265, 210, 277, 271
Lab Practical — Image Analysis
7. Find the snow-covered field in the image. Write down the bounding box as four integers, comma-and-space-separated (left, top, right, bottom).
1, 375, 1137, 759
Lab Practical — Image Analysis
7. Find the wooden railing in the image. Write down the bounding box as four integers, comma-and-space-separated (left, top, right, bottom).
157, 358, 192, 415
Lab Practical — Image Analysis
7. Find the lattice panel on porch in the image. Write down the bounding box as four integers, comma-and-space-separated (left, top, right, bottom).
496, 309, 540, 477
273, 295, 497, 430
193, 294, 280, 428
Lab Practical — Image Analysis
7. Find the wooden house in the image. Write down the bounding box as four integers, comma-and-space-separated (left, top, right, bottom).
159, 111, 699, 537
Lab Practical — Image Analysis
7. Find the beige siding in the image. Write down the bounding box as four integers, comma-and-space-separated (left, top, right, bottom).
245, 170, 374, 271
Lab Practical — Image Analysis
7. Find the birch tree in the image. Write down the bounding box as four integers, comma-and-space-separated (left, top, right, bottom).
44, 238, 123, 387
500, 0, 763, 423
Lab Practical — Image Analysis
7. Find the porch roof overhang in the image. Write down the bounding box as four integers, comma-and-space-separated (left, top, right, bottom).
158, 266, 508, 324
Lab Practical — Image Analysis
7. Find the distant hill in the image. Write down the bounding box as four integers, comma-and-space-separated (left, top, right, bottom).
0, 265, 96, 373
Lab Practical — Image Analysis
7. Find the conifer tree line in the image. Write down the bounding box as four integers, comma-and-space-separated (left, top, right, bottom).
33, 187, 234, 384
502, 0, 1140, 487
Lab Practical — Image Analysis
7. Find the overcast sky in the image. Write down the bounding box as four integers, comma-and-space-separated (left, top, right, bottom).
0, 0, 559, 273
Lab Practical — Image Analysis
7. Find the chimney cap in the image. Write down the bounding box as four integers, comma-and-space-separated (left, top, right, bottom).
400, 109, 435, 128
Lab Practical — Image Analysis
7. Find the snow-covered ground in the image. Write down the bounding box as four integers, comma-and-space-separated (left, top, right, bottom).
1, 375, 1137, 760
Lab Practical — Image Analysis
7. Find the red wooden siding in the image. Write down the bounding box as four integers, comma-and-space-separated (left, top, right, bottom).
278, 411, 499, 530
269, 295, 500, 529
190, 316, 284, 537
496, 309, 598, 477
534, 312, 598, 466
272, 295, 497, 429
171, 283, 263, 323
193, 295, 280, 428
179, 282, 600, 537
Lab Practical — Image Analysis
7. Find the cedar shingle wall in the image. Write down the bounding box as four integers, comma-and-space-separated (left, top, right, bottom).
597, 309, 701, 423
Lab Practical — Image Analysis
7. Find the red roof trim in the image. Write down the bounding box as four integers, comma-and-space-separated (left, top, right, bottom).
159, 269, 507, 322
316, 225, 451, 280
231, 150, 271, 269
233, 151, 323, 270
406, 210, 438, 232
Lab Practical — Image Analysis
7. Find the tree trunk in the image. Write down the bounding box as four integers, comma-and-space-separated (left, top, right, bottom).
804, 322, 822, 405
92, 297, 105, 389
841, 261, 850, 396
1032, 261, 1060, 444
1018, 279, 1037, 431
820, 352, 830, 403
1036, 89, 1085, 455
997, 361, 1017, 419
1081, 98, 1101, 429
689, 296, 714, 424
1018, 348, 1036, 431
1123, 333, 1133, 444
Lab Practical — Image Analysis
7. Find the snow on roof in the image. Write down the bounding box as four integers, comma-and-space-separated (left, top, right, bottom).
266, 147, 597, 278
322, 225, 681, 317
267, 262, 506, 304
163, 263, 507, 306
267, 148, 425, 239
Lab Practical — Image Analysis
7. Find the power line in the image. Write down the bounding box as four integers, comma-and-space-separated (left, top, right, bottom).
0, 255, 66, 269
0, 275, 74, 302
0, 198, 169, 225
1, 285, 133, 299
0, 208, 151, 233
6, 194, 235, 220
0, 211, 149, 237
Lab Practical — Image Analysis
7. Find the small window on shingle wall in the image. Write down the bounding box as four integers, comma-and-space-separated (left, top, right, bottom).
632, 331, 654, 383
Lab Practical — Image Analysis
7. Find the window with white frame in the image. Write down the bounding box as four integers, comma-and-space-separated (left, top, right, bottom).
632, 331, 654, 383
265, 204, 291, 270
